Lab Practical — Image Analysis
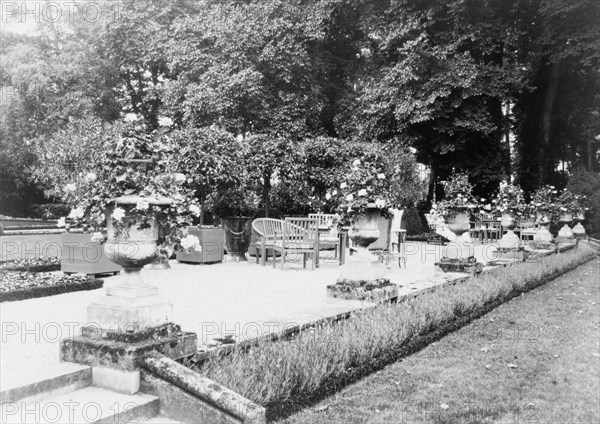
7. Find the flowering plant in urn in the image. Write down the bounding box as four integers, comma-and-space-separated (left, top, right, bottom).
33, 114, 201, 254
491, 181, 525, 217
433, 172, 478, 219
531, 185, 559, 222
327, 144, 422, 225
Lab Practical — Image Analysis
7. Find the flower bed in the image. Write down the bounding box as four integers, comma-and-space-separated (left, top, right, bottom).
189, 245, 597, 420
0, 257, 61, 273
0, 271, 102, 302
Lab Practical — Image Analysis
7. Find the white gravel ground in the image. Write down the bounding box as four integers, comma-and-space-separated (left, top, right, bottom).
0, 241, 491, 386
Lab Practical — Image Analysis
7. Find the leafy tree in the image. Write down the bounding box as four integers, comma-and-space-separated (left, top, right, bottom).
171, 125, 242, 224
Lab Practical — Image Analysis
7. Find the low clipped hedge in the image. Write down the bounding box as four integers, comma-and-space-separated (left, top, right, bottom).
191, 245, 597, 420
0, 277, 102, 303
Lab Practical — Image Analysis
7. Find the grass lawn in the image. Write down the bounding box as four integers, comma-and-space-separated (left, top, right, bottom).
278, 258, 600, 424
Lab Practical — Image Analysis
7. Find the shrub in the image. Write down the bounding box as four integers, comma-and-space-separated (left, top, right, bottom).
191, 246, 597, 413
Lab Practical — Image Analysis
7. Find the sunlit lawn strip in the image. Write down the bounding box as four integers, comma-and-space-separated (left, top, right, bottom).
191, 245, 597, 420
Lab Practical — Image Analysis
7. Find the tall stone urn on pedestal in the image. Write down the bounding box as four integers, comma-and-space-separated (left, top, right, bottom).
60, 196, 197, 395
328, 206, 396, 302
436, 207, 482, 273
443, 207, 473, 259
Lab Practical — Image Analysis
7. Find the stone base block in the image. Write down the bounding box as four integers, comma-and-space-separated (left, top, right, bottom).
87, 294, 173, 332
61, 323, 197, 372
92, 367, 140, 395
435, 257, 483, 274
327, 279, 397, 302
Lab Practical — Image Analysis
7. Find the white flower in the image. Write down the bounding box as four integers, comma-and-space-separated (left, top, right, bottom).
377, 173, 386, 180
332, 190, 338, 196
124, 113, 138, 122
375, 198, 385, 208
84, 173, 97, 182
345, 194, 354, 201
64, 183, 77, 192
484, 204, 492, 211
325, 193, 332, 200
158, 116, 173, 127
358, 189, 367, 196
352, 159, 361, 167
440, 403, 449, 410
68, 207, 84, 220
57, 217, 66, 228
135, 199, 150, 211
91, 232, 104, 243
112, 207, 126, 222
340, 182, 347, 189
181, 234, 201, 251
174, 173, 186, 183
189, 204, 201, 216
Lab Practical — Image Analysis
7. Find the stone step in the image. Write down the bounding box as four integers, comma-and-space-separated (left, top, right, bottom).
0, 363, 91, 404
1, 386, 159, 423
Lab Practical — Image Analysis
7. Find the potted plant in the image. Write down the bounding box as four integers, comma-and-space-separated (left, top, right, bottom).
34, 114, 201, 276
212, 185, 260, 262
491, 181, 525, 249
530, 185, 559, 242
556, 188, 579, 241
434, 172, 479, 240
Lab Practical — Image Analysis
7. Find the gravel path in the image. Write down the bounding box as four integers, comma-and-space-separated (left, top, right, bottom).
0, 241, 491, 386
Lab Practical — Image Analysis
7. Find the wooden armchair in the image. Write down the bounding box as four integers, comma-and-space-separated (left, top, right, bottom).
252, 218, 284, 266
271, 218, 320, 269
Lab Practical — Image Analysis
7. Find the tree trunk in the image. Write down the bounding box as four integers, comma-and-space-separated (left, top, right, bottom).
587, 138, 594, 171
538, 61, 560, 186
262, 170, 271, 217
198, 194, 205, 227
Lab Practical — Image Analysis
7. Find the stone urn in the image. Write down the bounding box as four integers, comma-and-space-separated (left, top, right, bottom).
221, 216, 252, 262
443, 207, 472, 259
90, 195, 174, 331
499, 213, 520, 249
348, 207, 381, 248
534, 215, 554, 242
338, 206, 388, 284
572, 212, 587, 240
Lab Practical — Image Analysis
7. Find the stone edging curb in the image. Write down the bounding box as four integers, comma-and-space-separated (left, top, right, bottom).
142, 353, 266, 424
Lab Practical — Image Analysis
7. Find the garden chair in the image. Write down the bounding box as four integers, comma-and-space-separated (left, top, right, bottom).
309, 213, 340, 259
425, 213, 446, 245
517, 221, 537, 242
252, 218, 285, 266
380, 209, 407, 268
271, 217, 320, 269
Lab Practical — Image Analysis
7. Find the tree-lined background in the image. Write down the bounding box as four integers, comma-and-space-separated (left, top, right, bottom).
1, 0, 598, 229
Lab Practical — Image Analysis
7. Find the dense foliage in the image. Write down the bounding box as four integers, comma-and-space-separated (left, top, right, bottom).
1, 0, 598, 220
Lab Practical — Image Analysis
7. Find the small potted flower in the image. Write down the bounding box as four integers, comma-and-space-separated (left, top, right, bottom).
434, 172, 478, 238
